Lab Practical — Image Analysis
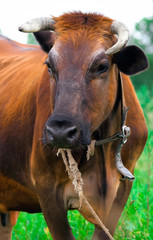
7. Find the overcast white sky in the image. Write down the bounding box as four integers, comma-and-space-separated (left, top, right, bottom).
0, 0, 153, 43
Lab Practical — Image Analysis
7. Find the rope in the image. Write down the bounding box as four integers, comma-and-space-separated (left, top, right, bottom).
57, 149, 115, 240
57, 149, 84, 207
87, 140, 96, 160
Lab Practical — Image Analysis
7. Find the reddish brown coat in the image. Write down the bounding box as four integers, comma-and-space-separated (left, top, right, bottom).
0, 12, 148, 240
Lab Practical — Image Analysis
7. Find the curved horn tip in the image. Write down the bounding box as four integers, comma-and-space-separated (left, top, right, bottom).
18, 26, 23, 32
18, 17, 55, 33
105, 20, 130, 55
18, 25, 29, 32
105, 33, 129, 55
18, 22, 42, 33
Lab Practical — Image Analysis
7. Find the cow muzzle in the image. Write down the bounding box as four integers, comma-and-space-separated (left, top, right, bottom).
44, 115, 91, 148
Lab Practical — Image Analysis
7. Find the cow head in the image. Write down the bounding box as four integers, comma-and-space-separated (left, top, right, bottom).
19, 13, 148, 149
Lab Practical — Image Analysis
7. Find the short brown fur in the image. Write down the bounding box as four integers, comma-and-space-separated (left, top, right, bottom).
0, 12, 148, 240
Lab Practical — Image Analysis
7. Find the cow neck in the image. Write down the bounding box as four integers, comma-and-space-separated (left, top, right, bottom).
94, 72, 127, 146
88, 72, 135, 181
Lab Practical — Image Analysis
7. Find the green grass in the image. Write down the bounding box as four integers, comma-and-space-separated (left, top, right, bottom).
12, 86, 153, 239
114, 130, 153, 240
12, 210, 94, 240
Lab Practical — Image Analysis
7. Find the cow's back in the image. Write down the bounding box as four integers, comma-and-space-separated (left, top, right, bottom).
0, 35, 47, 212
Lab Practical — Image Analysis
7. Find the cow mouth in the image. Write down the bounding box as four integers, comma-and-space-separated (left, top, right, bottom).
43, 126, 91, 149
42, 116, 91, 149
42, 114, 91, 149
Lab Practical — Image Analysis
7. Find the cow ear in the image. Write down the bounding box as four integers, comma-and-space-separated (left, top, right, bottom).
113, 45, 149, 75
33, 31, 54, 53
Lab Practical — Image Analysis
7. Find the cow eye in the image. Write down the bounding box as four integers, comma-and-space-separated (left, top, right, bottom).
97, 64, 109, 75
47, 64, 52, 74
44, 60, 52, 74
48, 67, 52, 74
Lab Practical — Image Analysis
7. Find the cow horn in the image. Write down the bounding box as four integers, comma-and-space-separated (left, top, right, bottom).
105, 21, 129, 55
18, 17, 55, 33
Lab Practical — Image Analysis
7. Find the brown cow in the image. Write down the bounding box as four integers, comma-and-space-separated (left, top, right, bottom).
0, 12, 148, 240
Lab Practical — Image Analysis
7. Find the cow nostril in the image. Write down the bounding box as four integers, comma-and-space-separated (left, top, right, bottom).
46, 126, 54, 141
45, 124, 80, 147
67, 126, 79, 141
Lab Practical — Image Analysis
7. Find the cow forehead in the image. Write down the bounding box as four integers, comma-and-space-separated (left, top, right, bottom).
52, 12, 114, 53
49, 37, 109, 72
47, 13, 115, 75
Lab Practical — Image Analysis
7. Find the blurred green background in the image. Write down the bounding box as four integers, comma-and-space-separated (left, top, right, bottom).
2, 14, 153, 240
